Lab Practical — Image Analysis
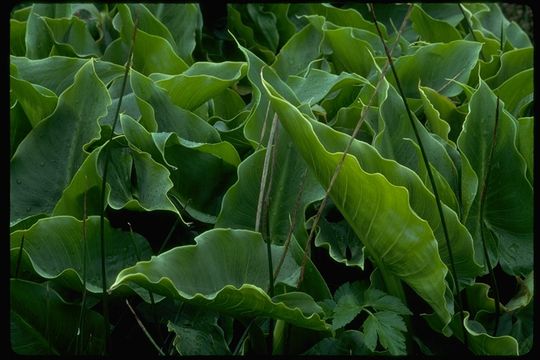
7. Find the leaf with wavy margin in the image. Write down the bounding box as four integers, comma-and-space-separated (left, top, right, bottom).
262, 75, 452, 324
10, 216, 152, 292
111, 228, 331, 331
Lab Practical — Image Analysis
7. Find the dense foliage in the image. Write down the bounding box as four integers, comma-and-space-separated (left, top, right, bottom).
10, 3, 533, 355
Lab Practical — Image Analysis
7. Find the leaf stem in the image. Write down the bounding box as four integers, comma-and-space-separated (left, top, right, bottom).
296, 3, 413, 290
125, 300, 165, 355
458, 4, 486, 62
76, 184, 89, 354
367, 3, 468, 348
98, 16, 138, 354
478, 97, 501, 335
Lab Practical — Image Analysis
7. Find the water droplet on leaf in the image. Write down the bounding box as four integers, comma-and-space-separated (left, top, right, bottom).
16, 179, 22, 184
40, 161, 45, 167
26, 207, 31, 212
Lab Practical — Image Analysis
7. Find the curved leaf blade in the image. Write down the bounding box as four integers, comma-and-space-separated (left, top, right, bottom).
10, 216, 152, 292
10, 60, 111, 226
111, 229, 330, 331
262, 75, 452, 324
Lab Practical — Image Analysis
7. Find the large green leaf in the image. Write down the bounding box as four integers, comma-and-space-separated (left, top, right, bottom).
43, 16, 101, 57
119, 115, 238, 223
486, 47, 533, 89
11, 279, 105, 355
410, 4, 461, 43
25, 4, 72, 59
111, 229, 331, 331
10, 216, 152, 292
494, 69, 533, 118
304, 330, 373, 355
374, 77, 460, 205
271, 22, 323, 79
10, 60, 111, 226
216, 139, 324, 246
130, 69, 220, 142
262, 75, 452, 324
10, 55, 124, 95
457, 81, 532, 276
9, 75, 58, 127
154, 61, 247, 111
146, 3, 202, 63
391, 40, 482, 98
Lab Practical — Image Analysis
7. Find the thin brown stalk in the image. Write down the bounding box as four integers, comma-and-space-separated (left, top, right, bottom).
271, 168, 308, 289
125, 300, 165, 356
296, 4, 414, 287
367, 3, 468, 347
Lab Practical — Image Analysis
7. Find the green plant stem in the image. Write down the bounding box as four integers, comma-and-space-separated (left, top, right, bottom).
125, 300, 165, 355
98, 18, 138, 354
458, 4, 486, 61
478, 98, 501, 335
296, 3, 413, 289
367, 3, 468, 348
256, 113, 279, 298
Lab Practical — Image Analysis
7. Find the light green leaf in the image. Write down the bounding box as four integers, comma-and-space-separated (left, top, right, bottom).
448, 311, 519, 355
130, 69, 220, 142
392, 40, 482, 98
216, 140, 324, 245
11, 279, 105, 355
494, 69, 533, 117
324, 27, 375, 77
25, 4, 68, 59
10, 216, 152, 292
457, 81, 532, 276
410, 4, 461, 43
43, 16, 101, 57
363, 311, 407, 355
375, 78, 460, 199
111, 229, 331, 331
309, 113, 481, 285
119, 115, 238, 222
146, 3, 202, 63
364, 288, 411, 315
10, 55, 124, 95
418, 86, 451, 143
272, 22, 323, 79
263, 75, 452, 324
154, 61, 247, 111
287, 68, 368, 106
486, 47, 533, 89
10, 75, 58, 127
10, 60, 111, 226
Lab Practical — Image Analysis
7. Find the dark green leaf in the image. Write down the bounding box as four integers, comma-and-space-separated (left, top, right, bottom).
10, 216, 152, 292
10, 60, 110, 226
11, 279, 105, 355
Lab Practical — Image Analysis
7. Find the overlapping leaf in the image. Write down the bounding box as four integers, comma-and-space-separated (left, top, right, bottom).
10, 60, 110, 226
111, 229, 331, 331
262, 76, 452, 324
10, 216, 152, 292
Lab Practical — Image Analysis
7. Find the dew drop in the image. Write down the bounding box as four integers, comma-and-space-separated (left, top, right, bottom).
16, 179, 22, 185
40, 161, 45, 167
26, 207, 31, 212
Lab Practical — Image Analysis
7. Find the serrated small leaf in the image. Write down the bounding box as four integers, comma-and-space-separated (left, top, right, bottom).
362, 311, 407, 355
364, 288, 412, 315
